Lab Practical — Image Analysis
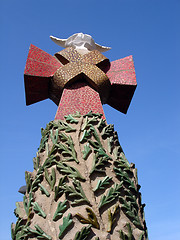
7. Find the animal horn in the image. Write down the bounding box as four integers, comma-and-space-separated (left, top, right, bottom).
50, 36, 67, 48
95, 43, 111, 52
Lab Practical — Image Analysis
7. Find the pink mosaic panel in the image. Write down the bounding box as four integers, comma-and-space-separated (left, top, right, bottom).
55, 81, 105, 120
107, 56, 136, 86
24, 44, 61, 77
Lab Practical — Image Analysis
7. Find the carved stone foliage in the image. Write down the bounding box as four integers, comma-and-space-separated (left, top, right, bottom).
12, 112, 147, 240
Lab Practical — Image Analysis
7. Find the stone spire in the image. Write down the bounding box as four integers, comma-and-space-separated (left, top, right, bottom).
11, 34, 147, 240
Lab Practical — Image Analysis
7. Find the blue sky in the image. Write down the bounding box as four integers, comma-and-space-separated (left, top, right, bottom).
0, 0, 180, 239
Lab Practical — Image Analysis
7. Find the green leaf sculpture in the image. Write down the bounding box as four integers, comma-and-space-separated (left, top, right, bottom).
54, 176, 67, 201
46, 144, 58, 158
25, 224, 52, 240
80, 129, 91, 143
119, 223, 134, 240
63, 179, 90, 206
81, 116, 98, 130
39, 135, 49, 152
119, 197, 143, 230
31, 171, 43, 192
107, 136, 114, 154
94, 176, 112, 192
23, 191, 33, 219
114, 156, 131, 178
114, 166, 136, 192
88, 140, 100, 149
57, 162, 85, 181
123, 189, 138, 210
97, 118, 106, 132
107, 204, 120, 232
90, 149, 111, 175
53, 200, 68, 221
39, 125, 51, 152
33, 153, 40, 170
50, 129, 58, 144
117, 153, 130, 168
25, 171, 32, 193
32, 202, 46, 219
95, 148, 112, 160
99, 183, 123, 209
82, 143, 92, 160
76, 207, 100, 229
113, 146, 123, 160
38, 183, 50, 197
11, 218, 25, 240
102, 124, 114, 138
53, 120, 76, 132
42, 155, 57, 169
74, 225, 91, 240
58, 213, 73, 239
65, 114, 79, 123
90, 126, 103, 148
45, 168, 56, 191
56, 133, 78, 163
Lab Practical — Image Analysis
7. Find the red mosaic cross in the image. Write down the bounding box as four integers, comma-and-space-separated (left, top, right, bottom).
24, 44, 137, 120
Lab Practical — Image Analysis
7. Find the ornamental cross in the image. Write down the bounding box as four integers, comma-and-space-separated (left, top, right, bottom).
24, 33, 137, 119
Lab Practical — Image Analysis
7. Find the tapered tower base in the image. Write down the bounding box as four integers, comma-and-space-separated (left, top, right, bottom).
12, 112, 147, 240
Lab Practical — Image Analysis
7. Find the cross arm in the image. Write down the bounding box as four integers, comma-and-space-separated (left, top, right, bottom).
24, 44, 62, 105
106, 55, 137, 114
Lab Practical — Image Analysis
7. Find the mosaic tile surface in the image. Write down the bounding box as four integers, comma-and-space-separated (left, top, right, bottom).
24, 45, 61, 105
107, 55, 136, 85
106, 55, 137, 113
24, 45, 137, 118
24, 44, 61, 77
55, 81, 105, 120
53, 47, 110, 100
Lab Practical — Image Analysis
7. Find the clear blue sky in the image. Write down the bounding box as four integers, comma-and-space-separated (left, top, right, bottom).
0, 0, 179, 239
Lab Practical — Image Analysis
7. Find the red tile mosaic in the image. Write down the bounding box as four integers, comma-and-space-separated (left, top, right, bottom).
55, 81, 105, 120
107, 56, 136, 85
106, 56, 137, 113
24, 45, 61, 105
24, 44, 61, 77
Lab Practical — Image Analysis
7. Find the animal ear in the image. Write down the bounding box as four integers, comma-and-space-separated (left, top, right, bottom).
50, 36, 66, 48
95, 43, 111, 52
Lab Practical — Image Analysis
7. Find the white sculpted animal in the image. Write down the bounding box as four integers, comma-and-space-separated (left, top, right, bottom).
50, 33, 111, 53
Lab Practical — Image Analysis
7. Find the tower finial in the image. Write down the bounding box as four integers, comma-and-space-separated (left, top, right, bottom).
50, 33, 111, 52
